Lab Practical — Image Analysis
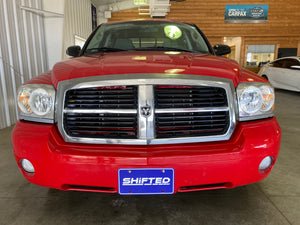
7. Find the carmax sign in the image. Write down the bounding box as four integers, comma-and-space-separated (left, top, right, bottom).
225, 5, 269, 23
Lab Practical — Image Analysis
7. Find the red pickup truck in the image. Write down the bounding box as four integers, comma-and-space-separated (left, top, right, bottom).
12, 20, 281, 195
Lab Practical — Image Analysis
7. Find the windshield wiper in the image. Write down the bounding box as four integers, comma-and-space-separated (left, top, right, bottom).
85, 47, 127, 53
133, 46, 202, 53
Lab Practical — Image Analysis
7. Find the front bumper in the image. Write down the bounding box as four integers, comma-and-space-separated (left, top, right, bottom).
12, 117, 281, 194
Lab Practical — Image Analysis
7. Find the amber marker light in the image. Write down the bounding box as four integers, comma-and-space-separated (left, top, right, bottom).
17, 88, 32, 114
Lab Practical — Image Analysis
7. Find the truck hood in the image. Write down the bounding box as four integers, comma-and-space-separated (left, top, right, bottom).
51, 51, 243, 87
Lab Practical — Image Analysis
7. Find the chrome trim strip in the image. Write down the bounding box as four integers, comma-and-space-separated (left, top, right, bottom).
19, 115, 54, 124
155, 107, 229, 114
239, 113, 274, 121
63, 109, 137, 114
57, 74, 237, 145
57, 73, 233, 89
138, 85, 155, 140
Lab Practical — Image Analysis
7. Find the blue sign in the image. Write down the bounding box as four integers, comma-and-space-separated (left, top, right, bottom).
118, 168, 174, 195
225, 5, 269, 23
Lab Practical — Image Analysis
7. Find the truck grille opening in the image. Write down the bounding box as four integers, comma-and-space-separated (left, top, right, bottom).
64, 113, 138, 139
65, 86, 137, 109
155, 85, 229, 139
63, 86, 138, 139
155, 111, 230, 138
155, 85, 228, 108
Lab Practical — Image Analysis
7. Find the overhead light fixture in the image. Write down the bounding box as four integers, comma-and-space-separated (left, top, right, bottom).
134, 0, 148, 5
138, 0, 170, 18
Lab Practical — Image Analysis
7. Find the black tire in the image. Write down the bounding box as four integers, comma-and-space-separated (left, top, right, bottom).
262, 75, 268, 80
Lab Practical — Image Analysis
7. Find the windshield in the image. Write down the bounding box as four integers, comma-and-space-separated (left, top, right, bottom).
83, 21, 211, 55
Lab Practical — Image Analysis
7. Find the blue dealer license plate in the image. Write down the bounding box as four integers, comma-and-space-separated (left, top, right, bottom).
118, 168, 174, 195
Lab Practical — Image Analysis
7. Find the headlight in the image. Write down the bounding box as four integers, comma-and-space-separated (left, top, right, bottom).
17, 84, 56, 123
237, 82, 274, 121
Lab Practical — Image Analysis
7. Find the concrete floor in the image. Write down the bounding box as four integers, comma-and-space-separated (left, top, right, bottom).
0, 89, 299, 225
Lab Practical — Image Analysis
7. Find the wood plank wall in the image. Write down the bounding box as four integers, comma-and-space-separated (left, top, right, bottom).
108, 0, 300, 67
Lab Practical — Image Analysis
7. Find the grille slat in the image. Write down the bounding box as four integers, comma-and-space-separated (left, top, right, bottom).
67, 99, 135, 103
66, 118, 136, 122
156, 114, 227, 120
68, 128, 136, 132
157, 128, 224, 133
67, 123, 135, 127
68, 95, 135, 99
157, 97, 226, 101
157, 120, 227, 125
157, 126, 227, 130
67, 104, 135, 109
156, 88, 218, 93
69, 89, 135, 95
156, 102, 226, 108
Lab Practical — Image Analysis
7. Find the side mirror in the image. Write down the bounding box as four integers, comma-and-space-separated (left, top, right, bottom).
213, 44, 231, 56
66, 45, 81, 57
290, 65, 300, 70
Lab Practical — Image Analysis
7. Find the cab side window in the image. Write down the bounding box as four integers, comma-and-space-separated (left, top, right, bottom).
273, 60, 284, 68
283, 59, 300, 68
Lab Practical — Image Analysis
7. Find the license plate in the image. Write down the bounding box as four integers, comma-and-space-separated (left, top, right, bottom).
118, 168, 174, 195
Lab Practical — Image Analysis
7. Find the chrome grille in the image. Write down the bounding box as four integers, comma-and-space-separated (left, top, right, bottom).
57, 74, 236, 145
